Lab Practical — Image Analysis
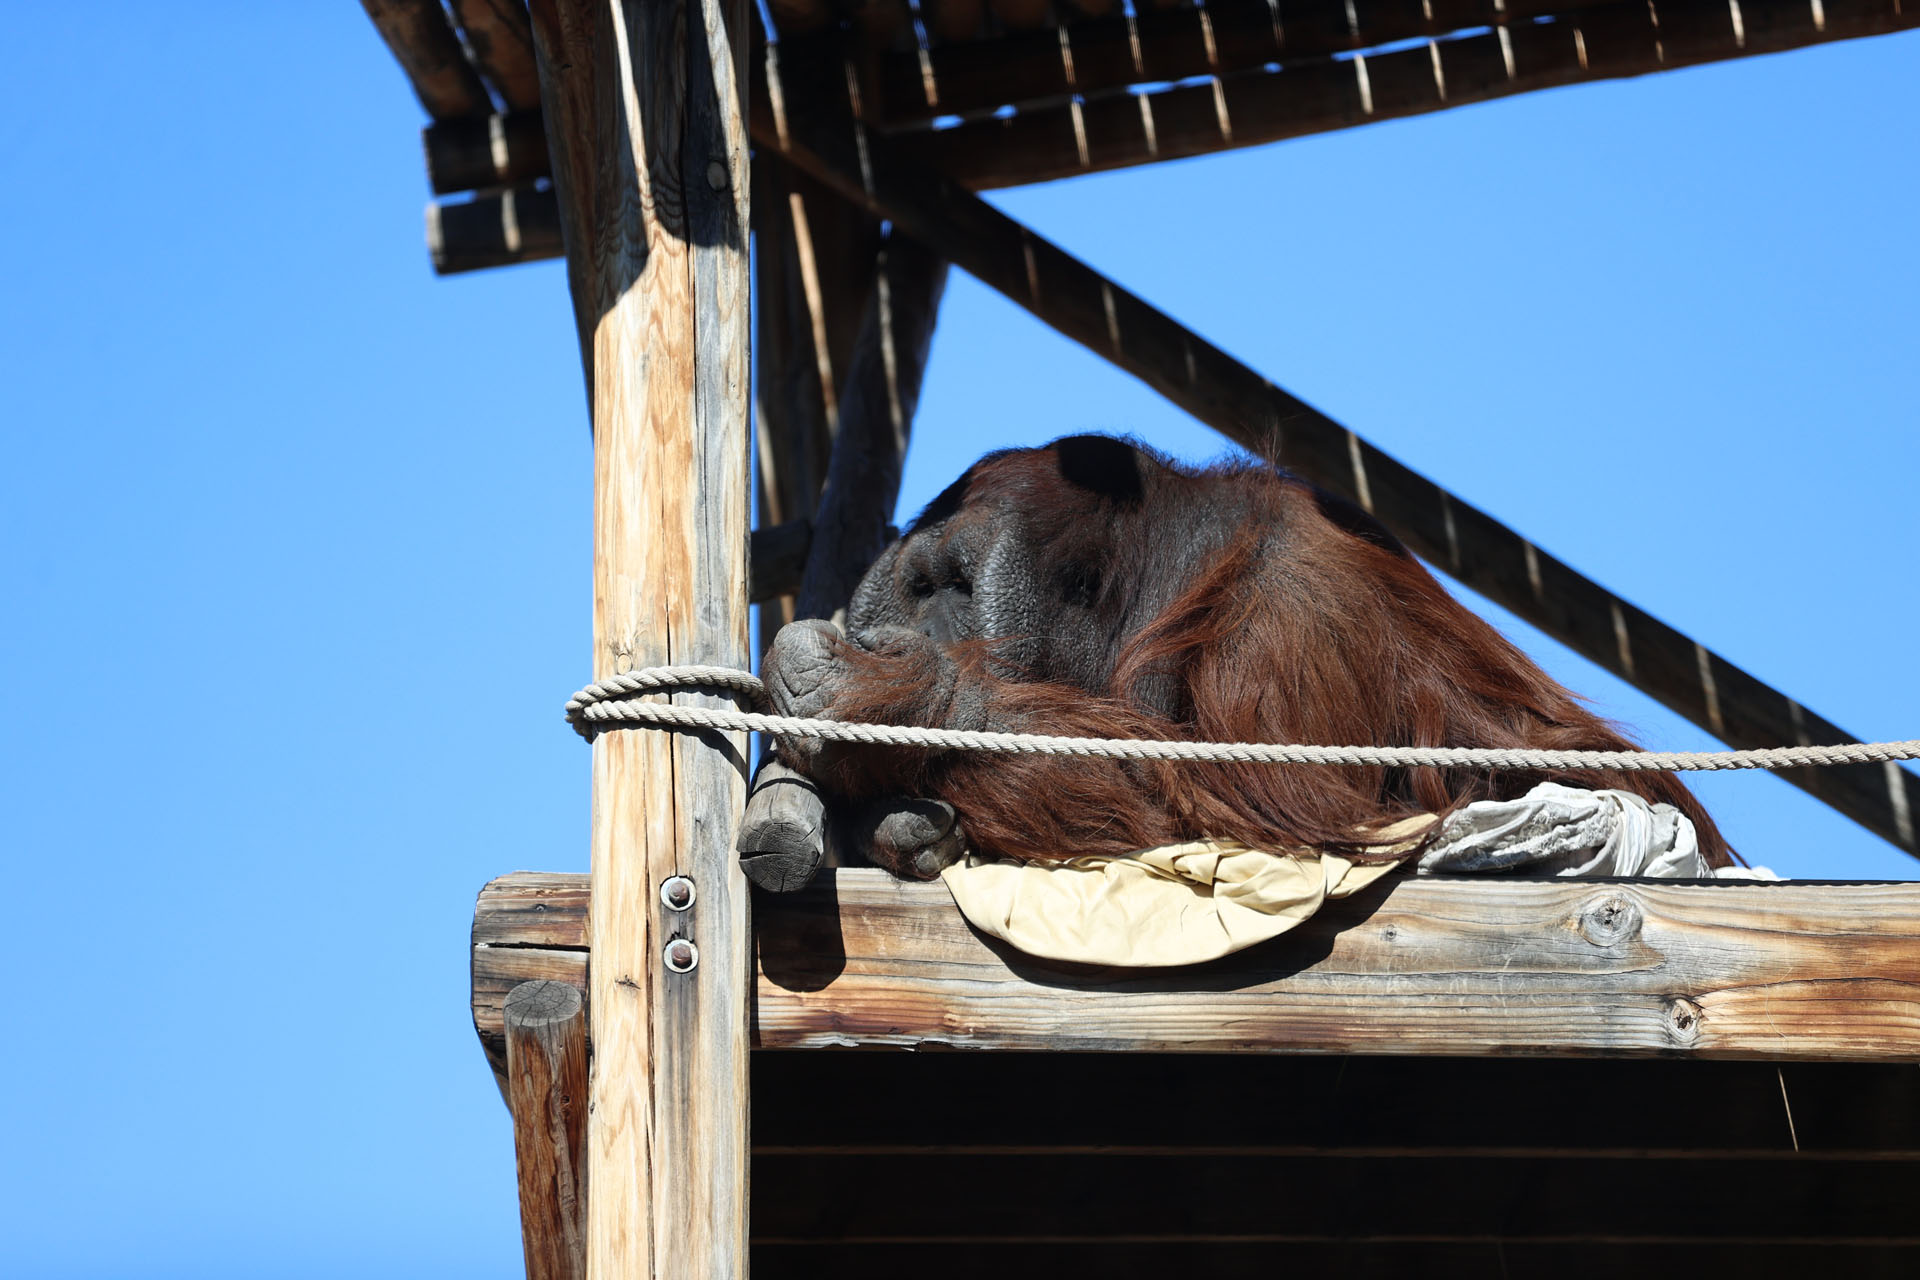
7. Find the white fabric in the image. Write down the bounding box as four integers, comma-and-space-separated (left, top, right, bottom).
1416, 781, 1777, 880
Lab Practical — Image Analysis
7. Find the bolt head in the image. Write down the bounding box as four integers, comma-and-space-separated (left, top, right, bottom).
665, 938, 699, 973
705, 160, 729, 191
660, 875, 697, 911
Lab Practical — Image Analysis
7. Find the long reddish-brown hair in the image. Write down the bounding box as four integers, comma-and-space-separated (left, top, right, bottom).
813, 442, 1731, 868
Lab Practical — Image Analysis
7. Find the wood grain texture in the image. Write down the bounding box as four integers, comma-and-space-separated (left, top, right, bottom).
525, 0, 753, 1273
929, 0, 1920, 188
361, 0, 494, 121
448, 0, 545, 109
747, 60, 1920, 859
476, 870, 1920, 1062
506, 981, 589, 1280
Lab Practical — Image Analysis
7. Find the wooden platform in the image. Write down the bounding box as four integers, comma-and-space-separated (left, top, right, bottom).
474, 871, 1920, 1276
474, 869, 1920, 1070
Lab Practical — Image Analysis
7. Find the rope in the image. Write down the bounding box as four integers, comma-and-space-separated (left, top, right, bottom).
565, 666, 1920, 774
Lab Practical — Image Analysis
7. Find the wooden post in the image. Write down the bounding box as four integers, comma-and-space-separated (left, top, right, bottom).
527, 0, 753, 1276
506, 980, 589, 1280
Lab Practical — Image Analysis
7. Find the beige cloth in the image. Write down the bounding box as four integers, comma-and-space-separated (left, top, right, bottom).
941, 815, 1436, 968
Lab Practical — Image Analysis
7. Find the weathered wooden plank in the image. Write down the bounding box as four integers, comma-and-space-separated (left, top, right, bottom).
928, 0, 1920, 188
361, 0, 494, 122
525, 0, 754, 1274
447, 0, 545, 110
749, 60, 1920, 858
506, 981, 588, 1280
476, 870, 1920, 1061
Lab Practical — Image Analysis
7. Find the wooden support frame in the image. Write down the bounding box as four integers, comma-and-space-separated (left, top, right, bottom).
862, 0, 1585, 129
526, 0, 754, 1275
923, 0, 1920, 189
751, 49, 1920, 859
402, 26, 1920, 860
475, 870, 1920, 1064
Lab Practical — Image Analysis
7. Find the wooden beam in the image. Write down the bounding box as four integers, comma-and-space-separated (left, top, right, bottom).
749, 517, 812, 603
425, 111, 553, 195
476, 870, 1920, 1062
928, 0, 1920, 189
447, 0, 545, 110
427, 184, 562, 275
361, 0, 494, 122
505, 980, 588, 1280
865, 0, 1579, 129
751, 51, 1920, 858
526, 0, 753, 1277
795, 232, 947, 621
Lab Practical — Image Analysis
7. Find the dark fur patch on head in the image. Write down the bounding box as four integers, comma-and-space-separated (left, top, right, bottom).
1312, 487, 1410, 558
1050, 435, 1146, 506
907, 470, 981, 534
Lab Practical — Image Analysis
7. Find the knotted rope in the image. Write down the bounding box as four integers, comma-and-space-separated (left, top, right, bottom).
564, 666, 1920, 773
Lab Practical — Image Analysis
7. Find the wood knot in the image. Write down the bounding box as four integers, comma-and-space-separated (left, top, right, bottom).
1664, 996, 1704, 1047
1578, 894, 1643, 947
1381, 925, 1399, 943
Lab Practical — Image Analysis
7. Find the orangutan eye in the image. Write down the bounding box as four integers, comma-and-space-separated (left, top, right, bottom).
909, 575, 935, 598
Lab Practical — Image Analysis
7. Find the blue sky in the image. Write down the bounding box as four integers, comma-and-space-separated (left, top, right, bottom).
1, 8, 1914, 1277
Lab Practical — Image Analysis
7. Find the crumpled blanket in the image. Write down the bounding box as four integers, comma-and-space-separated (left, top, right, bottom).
940, 781, 1774, 967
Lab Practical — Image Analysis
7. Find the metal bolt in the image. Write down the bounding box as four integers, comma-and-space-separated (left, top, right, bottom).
665, 938, 699, 973
705, 160, 728, 191
660, 875, 696, 911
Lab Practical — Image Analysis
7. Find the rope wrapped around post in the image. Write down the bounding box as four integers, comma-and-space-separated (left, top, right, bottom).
565, 666, 1920, 774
